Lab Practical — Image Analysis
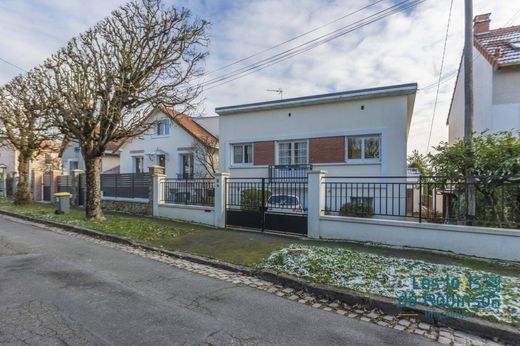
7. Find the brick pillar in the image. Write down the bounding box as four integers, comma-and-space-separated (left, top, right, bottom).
148, 165, 165, 215
307, 170, 326, 239
213, 172, 229, 228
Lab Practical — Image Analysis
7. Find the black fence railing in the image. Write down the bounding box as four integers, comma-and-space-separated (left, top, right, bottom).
323, 176, 520, 229
160, 178, 215, 206
226, 177, 308, 213
268, 164, 313, 180
101, 173, 149, 199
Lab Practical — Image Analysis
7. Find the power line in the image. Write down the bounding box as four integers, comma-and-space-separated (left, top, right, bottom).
0, 57, 28, 73
202, 0, 386, 77
201, 0, 420, 88
202, 0, 425, 91
426, 0, 454, 153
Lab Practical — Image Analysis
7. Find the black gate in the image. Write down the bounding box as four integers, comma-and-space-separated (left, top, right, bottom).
42, 173, 52, 202
225, 177, 308, 235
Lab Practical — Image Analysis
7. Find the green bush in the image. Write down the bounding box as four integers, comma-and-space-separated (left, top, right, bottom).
240, 188, 271, 211
339, 203, 374, 218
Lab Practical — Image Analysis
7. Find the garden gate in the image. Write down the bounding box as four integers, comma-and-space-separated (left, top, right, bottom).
225, 177, 308, 235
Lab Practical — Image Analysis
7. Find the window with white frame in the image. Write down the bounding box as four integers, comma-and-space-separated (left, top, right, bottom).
277, 141, 308, 165
346, 135, 381, 162
156, 120, 170, 136
232, 144, 252, 165
133, 156, 144, 173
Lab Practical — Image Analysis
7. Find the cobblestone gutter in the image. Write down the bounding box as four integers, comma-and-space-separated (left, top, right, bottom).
0, 210, 517, 346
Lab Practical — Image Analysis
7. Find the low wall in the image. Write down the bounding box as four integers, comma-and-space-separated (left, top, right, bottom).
101, 198, 149, 215
319, 216, 520, 262
157, 203, 215, 226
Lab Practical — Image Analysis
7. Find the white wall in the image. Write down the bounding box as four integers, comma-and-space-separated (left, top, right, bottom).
449, 50, 520, 144
0, 145, 17, 174
318, 216, 520, 261
219, 94, 412, 178
118, 110, 208, 177
157, 204, 215, 225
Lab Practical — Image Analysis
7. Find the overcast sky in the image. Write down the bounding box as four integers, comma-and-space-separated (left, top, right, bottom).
0, 0, 518, 153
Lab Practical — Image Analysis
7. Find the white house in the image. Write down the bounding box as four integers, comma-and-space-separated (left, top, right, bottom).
447, 14, 520, 144
60, 140, 121, 175
216, 83, 417, 178
116, 107, 219, 178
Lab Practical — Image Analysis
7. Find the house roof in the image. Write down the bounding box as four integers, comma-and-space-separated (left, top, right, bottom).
159, 107, 218, 146
446, 23, 520, 125
215, 83, 418, 115
474, 25, 520, 68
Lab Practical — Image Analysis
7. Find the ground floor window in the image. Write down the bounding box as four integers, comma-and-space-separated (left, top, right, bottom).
133, 156, 144, 174
179, 153, 194, 179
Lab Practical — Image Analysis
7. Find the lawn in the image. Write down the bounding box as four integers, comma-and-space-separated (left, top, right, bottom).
263, 244, 520, 327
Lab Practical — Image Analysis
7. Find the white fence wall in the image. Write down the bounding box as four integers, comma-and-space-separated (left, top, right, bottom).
148, 168, 520, 262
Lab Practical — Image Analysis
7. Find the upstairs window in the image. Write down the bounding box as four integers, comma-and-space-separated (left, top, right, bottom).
347, 135, 381, 162
156, 120, 170, 136
232, 144, 252, 165
277, 141, 308, 165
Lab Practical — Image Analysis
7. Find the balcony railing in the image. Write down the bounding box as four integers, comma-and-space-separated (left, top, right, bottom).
268, 164, 312, 180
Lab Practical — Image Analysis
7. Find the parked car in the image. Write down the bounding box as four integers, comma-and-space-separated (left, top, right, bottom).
266, 194, 305, 214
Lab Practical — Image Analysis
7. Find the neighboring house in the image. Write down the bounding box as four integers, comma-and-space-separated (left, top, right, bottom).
116, 107, 219, 178
60, 140, 121, 175
0, 144, 17, 175
447, 14, 520, 144
216, 83, 417, 179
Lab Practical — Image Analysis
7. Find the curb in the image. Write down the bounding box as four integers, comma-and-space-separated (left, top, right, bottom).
1, 209, 518, 344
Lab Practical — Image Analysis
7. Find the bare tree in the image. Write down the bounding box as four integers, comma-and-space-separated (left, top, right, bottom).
192, 136, 218, 178
0, 72, 57, 205
44, 0, 209, 219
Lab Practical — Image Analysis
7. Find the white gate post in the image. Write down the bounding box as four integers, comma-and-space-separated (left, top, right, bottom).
307, 170, 326, 239
149, 165, 165, 217
214, 172, 229, 228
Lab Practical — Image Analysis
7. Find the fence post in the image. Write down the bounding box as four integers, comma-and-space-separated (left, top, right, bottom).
214, 172, 229, 228
71, 169, 84, 207
148, 165, 165, 216
307, 170, 326, 239
418, 175, 422, 223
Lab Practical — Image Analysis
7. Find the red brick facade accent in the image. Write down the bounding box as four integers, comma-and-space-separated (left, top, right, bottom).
309, 137, 345, 164
253, 141, 275, 165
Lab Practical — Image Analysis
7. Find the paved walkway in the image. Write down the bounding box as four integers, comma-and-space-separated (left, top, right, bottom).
0, 216, 503, 345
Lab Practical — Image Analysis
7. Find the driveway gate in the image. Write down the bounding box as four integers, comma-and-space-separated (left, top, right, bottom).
225, 177, 308, 235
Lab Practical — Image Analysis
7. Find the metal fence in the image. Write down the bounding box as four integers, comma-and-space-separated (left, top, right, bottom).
322, 176, 520, 229
101, 173, 149, 199
160, 178, 215, 206
57, 175, 73, 193
226, 177, 308, 213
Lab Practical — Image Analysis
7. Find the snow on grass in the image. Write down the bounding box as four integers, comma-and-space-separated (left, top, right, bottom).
263, 244, 520, 326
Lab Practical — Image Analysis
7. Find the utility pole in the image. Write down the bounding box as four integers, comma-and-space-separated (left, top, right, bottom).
464, 0, 475, 224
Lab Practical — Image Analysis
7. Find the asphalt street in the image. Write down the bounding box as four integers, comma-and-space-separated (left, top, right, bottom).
0, 216, 436, 345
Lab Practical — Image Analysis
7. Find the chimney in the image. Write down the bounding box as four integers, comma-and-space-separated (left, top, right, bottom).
473, 13, 491, 35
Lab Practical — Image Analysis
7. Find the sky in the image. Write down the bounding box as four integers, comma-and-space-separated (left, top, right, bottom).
0, 0, 518, 154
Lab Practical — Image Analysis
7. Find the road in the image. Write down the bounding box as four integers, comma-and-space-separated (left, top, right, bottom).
0, 216, 436, 346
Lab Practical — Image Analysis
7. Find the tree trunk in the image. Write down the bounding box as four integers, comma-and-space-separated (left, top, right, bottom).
84, 156, 104, 220
15, 153, 32, 205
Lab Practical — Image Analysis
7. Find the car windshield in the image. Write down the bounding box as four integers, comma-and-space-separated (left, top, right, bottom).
268, 195, 298, 206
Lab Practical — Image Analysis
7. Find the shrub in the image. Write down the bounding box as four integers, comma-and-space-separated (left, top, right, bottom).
339, 203, 374, 218
240, 188, 271, 211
